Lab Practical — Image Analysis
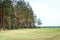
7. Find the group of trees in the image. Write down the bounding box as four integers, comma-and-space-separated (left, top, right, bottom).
0, 0, 42, 30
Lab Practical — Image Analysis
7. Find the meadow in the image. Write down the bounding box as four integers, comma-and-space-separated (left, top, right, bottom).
0, 28, 60, 40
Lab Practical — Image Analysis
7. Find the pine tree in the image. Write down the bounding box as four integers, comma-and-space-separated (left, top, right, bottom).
0, 0, 36, 29
16, 0, 35, 28
0, 0, 13, 29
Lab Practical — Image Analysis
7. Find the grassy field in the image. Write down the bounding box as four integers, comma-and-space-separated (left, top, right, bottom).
0, 28, 60, 40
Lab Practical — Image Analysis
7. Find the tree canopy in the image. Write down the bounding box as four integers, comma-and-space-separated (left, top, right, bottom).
0, 0, 38, 29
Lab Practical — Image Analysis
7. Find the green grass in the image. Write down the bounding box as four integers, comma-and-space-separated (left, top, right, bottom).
0, 28, 60, 40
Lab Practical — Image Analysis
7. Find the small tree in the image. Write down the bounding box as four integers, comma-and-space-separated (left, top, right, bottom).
37, 18, 42, 25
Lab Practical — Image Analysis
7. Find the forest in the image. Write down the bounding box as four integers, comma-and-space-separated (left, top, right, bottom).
0, 0, 37, 30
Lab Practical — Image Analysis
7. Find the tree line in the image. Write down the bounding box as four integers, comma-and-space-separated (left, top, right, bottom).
0, 0, 42, 30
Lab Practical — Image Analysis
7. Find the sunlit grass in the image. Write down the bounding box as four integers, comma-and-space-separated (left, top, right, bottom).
0, 28, 60, 40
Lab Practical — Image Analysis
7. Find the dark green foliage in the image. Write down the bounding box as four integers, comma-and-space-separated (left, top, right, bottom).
0, 0, 36, 29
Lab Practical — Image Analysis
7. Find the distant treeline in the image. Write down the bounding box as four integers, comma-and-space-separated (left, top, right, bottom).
0, 0, 36, 30
38, 26, 60, 28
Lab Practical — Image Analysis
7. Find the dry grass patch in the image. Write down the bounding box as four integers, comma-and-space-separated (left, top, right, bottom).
0, 28, 60, 40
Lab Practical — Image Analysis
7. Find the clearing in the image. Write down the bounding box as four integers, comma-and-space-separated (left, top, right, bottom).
0, 28, 60, 40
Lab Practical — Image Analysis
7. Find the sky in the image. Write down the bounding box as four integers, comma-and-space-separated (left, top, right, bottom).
24, 0, 60, 26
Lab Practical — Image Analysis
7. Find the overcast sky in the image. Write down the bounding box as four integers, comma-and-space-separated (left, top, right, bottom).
25, 0, 60, 26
